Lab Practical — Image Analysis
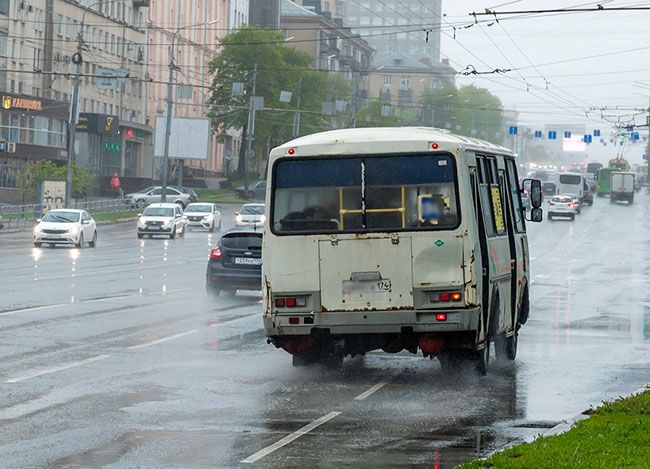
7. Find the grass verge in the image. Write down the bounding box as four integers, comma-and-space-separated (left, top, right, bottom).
458, 389, 650, 469
195, 188, 247, 204
93, 211, 139, 223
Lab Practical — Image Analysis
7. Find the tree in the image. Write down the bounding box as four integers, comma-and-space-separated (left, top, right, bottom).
15, 160, 94, 199
208, 27, 349, 177
420, 84, 505, 144
356, 98, 403, 127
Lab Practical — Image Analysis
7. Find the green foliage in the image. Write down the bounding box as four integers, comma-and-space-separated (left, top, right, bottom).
15, 160, 95, 198
458, 390, 650, 469
421, 84, 505, 144
356, 98, 403, 128
208, 27, 354, 175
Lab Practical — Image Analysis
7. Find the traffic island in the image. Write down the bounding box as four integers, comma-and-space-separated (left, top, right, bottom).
458, 388, 650, 469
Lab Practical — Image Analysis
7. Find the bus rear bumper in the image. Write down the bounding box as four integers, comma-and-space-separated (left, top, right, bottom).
264, 307, 480, 336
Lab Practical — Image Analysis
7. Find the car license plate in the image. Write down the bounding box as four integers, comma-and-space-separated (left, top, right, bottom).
234, 257, 261, 265
343, 279, 391, 293
149, 226, 160, 230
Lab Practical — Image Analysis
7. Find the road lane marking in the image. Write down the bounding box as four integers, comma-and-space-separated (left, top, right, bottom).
354, 381, 389, 401
0, 304, 67, 316
241, 411, 342, 464
127, 329, 198, 350
5, 354, 111, 383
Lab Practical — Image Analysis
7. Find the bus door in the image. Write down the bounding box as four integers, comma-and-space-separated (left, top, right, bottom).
502, 159, 528, 330
475, 155, 511, 338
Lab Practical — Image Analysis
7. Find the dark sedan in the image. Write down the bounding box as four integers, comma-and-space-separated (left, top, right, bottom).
206, 227, 262, 296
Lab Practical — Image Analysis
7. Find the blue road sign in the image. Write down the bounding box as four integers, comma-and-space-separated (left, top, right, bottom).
583, 134, 592, 143
632, 132, 640, 141
564, 131, 572, 138
548, 131, 557, 140
508, 126, 518, 135
534, 130, 542, 138
593, 129, 601, 137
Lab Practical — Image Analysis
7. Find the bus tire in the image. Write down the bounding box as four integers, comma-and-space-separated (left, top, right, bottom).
476, 343, 490, 376
495, 332, 517, 362
292, 353, 311, 367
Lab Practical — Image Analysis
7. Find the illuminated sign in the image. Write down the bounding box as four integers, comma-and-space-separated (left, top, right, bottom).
2, 95, 43, 111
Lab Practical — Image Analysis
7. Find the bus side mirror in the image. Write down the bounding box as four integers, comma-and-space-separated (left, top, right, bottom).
525, 179, 543, 208
530, 207, 543, 223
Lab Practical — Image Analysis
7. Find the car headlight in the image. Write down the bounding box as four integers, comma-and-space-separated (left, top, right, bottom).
202, 215, 211, 220
34, 225, 43, 233
69, 225, 80, 234
236, 215, 243, 223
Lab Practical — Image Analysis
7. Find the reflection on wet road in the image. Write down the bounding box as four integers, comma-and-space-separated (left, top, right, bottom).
0, 197, 648, 467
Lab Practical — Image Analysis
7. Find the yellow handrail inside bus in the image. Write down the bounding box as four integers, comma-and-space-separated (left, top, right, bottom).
338, 186, 407, 229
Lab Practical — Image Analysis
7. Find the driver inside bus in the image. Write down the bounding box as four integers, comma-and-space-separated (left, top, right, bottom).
418, 194, 456, 227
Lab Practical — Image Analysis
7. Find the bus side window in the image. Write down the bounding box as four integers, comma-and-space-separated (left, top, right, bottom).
505, 159, 526, 233
476, 156, 497, 237
486, 157, 506, 236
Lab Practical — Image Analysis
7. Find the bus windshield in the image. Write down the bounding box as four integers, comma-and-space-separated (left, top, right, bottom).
272, 154, 459, 234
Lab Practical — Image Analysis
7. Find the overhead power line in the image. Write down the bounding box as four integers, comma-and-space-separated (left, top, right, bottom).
471, 5, 650, 17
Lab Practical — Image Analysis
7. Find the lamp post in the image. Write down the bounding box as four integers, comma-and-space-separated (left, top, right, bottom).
161, 19, 219, 202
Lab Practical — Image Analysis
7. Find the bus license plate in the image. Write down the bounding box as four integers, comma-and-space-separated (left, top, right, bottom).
234, 257, 262, 265
343, 279, 391, 293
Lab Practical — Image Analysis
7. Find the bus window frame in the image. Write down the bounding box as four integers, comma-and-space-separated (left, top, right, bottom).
269, 152, 463, 237
476, 154, 508, 238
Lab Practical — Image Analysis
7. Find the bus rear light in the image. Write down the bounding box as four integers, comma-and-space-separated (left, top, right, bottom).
287, 147, 296, 155
436, 313, 447, 321
288, 317, 299, 324
275, 296, 308, 308
429, 291, 462, 302
431, 142, 439, 150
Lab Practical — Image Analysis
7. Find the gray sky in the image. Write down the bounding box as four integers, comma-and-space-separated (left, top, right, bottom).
439, 0, 650, 163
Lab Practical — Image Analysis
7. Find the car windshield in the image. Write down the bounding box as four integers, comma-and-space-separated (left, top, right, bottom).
272, 154, 459, 234
143, 207, 174, 217
42, 211, 80, 223
185, 204, 212, 213
240, 205, 265, 215
552, 197, 571, 203
220, 233, 262, 249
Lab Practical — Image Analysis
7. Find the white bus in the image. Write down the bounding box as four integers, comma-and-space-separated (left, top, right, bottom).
262, 128, 542, 374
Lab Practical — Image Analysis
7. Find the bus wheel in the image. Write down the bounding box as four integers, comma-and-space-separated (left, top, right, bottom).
292, 353, 312, 367
495, 332, 517, 362
476, 342, 490, 375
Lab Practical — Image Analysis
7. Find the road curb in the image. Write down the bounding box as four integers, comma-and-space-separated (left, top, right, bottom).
96, 217, 139, 226
483, 383, 649, 459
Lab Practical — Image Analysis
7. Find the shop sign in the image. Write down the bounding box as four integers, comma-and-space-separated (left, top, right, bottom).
2, 95, 43, 111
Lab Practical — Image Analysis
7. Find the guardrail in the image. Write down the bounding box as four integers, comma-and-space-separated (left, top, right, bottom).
0, 199, 133, 230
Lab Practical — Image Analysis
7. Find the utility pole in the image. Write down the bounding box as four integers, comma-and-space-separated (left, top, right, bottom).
351, 74, 359, 128
42, 0, 54, 99
292, 76, 302, 138
161, 40, 177, 203
244, 62, 258, 195
66, 25, 84, 207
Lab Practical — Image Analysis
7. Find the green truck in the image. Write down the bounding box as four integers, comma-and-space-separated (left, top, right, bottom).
595, 157, 629, 196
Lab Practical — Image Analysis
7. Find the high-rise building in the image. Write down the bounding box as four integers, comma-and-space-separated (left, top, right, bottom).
146, 0, 246, 179
345, 0, 441, 64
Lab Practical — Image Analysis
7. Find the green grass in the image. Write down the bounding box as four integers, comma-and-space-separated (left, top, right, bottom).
93, 211, 139, 223
195, 188, 247, 204
458, 390, 650, 469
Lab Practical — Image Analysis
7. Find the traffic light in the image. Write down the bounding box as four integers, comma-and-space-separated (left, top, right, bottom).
102, 140, 121, 153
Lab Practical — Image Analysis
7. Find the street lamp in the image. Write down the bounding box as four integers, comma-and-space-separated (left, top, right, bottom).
161, 19, 219, 202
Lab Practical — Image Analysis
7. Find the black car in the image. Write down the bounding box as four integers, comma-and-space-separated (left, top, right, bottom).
206, 227, 262, 296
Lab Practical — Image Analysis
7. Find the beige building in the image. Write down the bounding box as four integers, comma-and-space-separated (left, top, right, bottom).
146, 0, 246, 178
280, 0, 373, 92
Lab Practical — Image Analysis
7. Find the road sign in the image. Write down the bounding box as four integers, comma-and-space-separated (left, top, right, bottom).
548, 131, 557, 140
564, 131, 572, 138
583, 134, 592, 143
95, 67, 127, 90
534, 130, 542, 138
632, 132, 640, 141
508, 126, 518, 135
593, 129, 601, 137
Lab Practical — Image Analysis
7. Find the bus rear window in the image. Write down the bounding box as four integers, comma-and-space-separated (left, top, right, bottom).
272, 154, 459, 234
559, 174, 582, 185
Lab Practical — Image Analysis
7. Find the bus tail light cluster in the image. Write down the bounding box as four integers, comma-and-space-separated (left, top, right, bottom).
429, 291, 462, 303
275, 296, 307, 308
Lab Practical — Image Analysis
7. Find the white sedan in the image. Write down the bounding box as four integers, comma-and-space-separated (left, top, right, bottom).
235, 203, 266, 227
34, 209, 97, 248
183, 203, 221, 232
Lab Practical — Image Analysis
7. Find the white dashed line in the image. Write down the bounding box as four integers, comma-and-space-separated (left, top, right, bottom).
5, 354, 111, 383
354, 381, 389, 401
127, 329, 198, 350
241, 411, 342, 464
0, 304, 67, 316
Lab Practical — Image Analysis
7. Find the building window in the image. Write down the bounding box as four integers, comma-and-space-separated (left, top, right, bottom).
0, 0, 9, 16
0, 31, 7, 57
400, 76, 411, 89
383, 75, 392, 86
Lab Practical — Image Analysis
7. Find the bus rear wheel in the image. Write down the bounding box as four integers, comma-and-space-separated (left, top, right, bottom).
495, 332, 517, 362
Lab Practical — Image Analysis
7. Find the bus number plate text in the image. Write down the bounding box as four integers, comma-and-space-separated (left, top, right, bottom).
343, 279, 391, 294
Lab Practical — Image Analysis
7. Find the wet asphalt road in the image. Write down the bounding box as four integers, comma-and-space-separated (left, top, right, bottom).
0, 196, 648, 468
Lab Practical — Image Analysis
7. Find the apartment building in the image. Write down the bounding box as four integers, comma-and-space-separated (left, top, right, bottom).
146, 0, 246, 178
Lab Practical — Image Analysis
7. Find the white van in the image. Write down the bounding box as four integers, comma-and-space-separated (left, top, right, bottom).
557, 172, 585, 202
262, 128, 543, 374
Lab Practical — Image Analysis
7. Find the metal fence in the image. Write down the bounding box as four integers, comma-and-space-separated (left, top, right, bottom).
0, 199, 133, 230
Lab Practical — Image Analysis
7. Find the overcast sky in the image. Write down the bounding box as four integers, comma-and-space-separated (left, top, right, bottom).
439, 0, 650, 163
